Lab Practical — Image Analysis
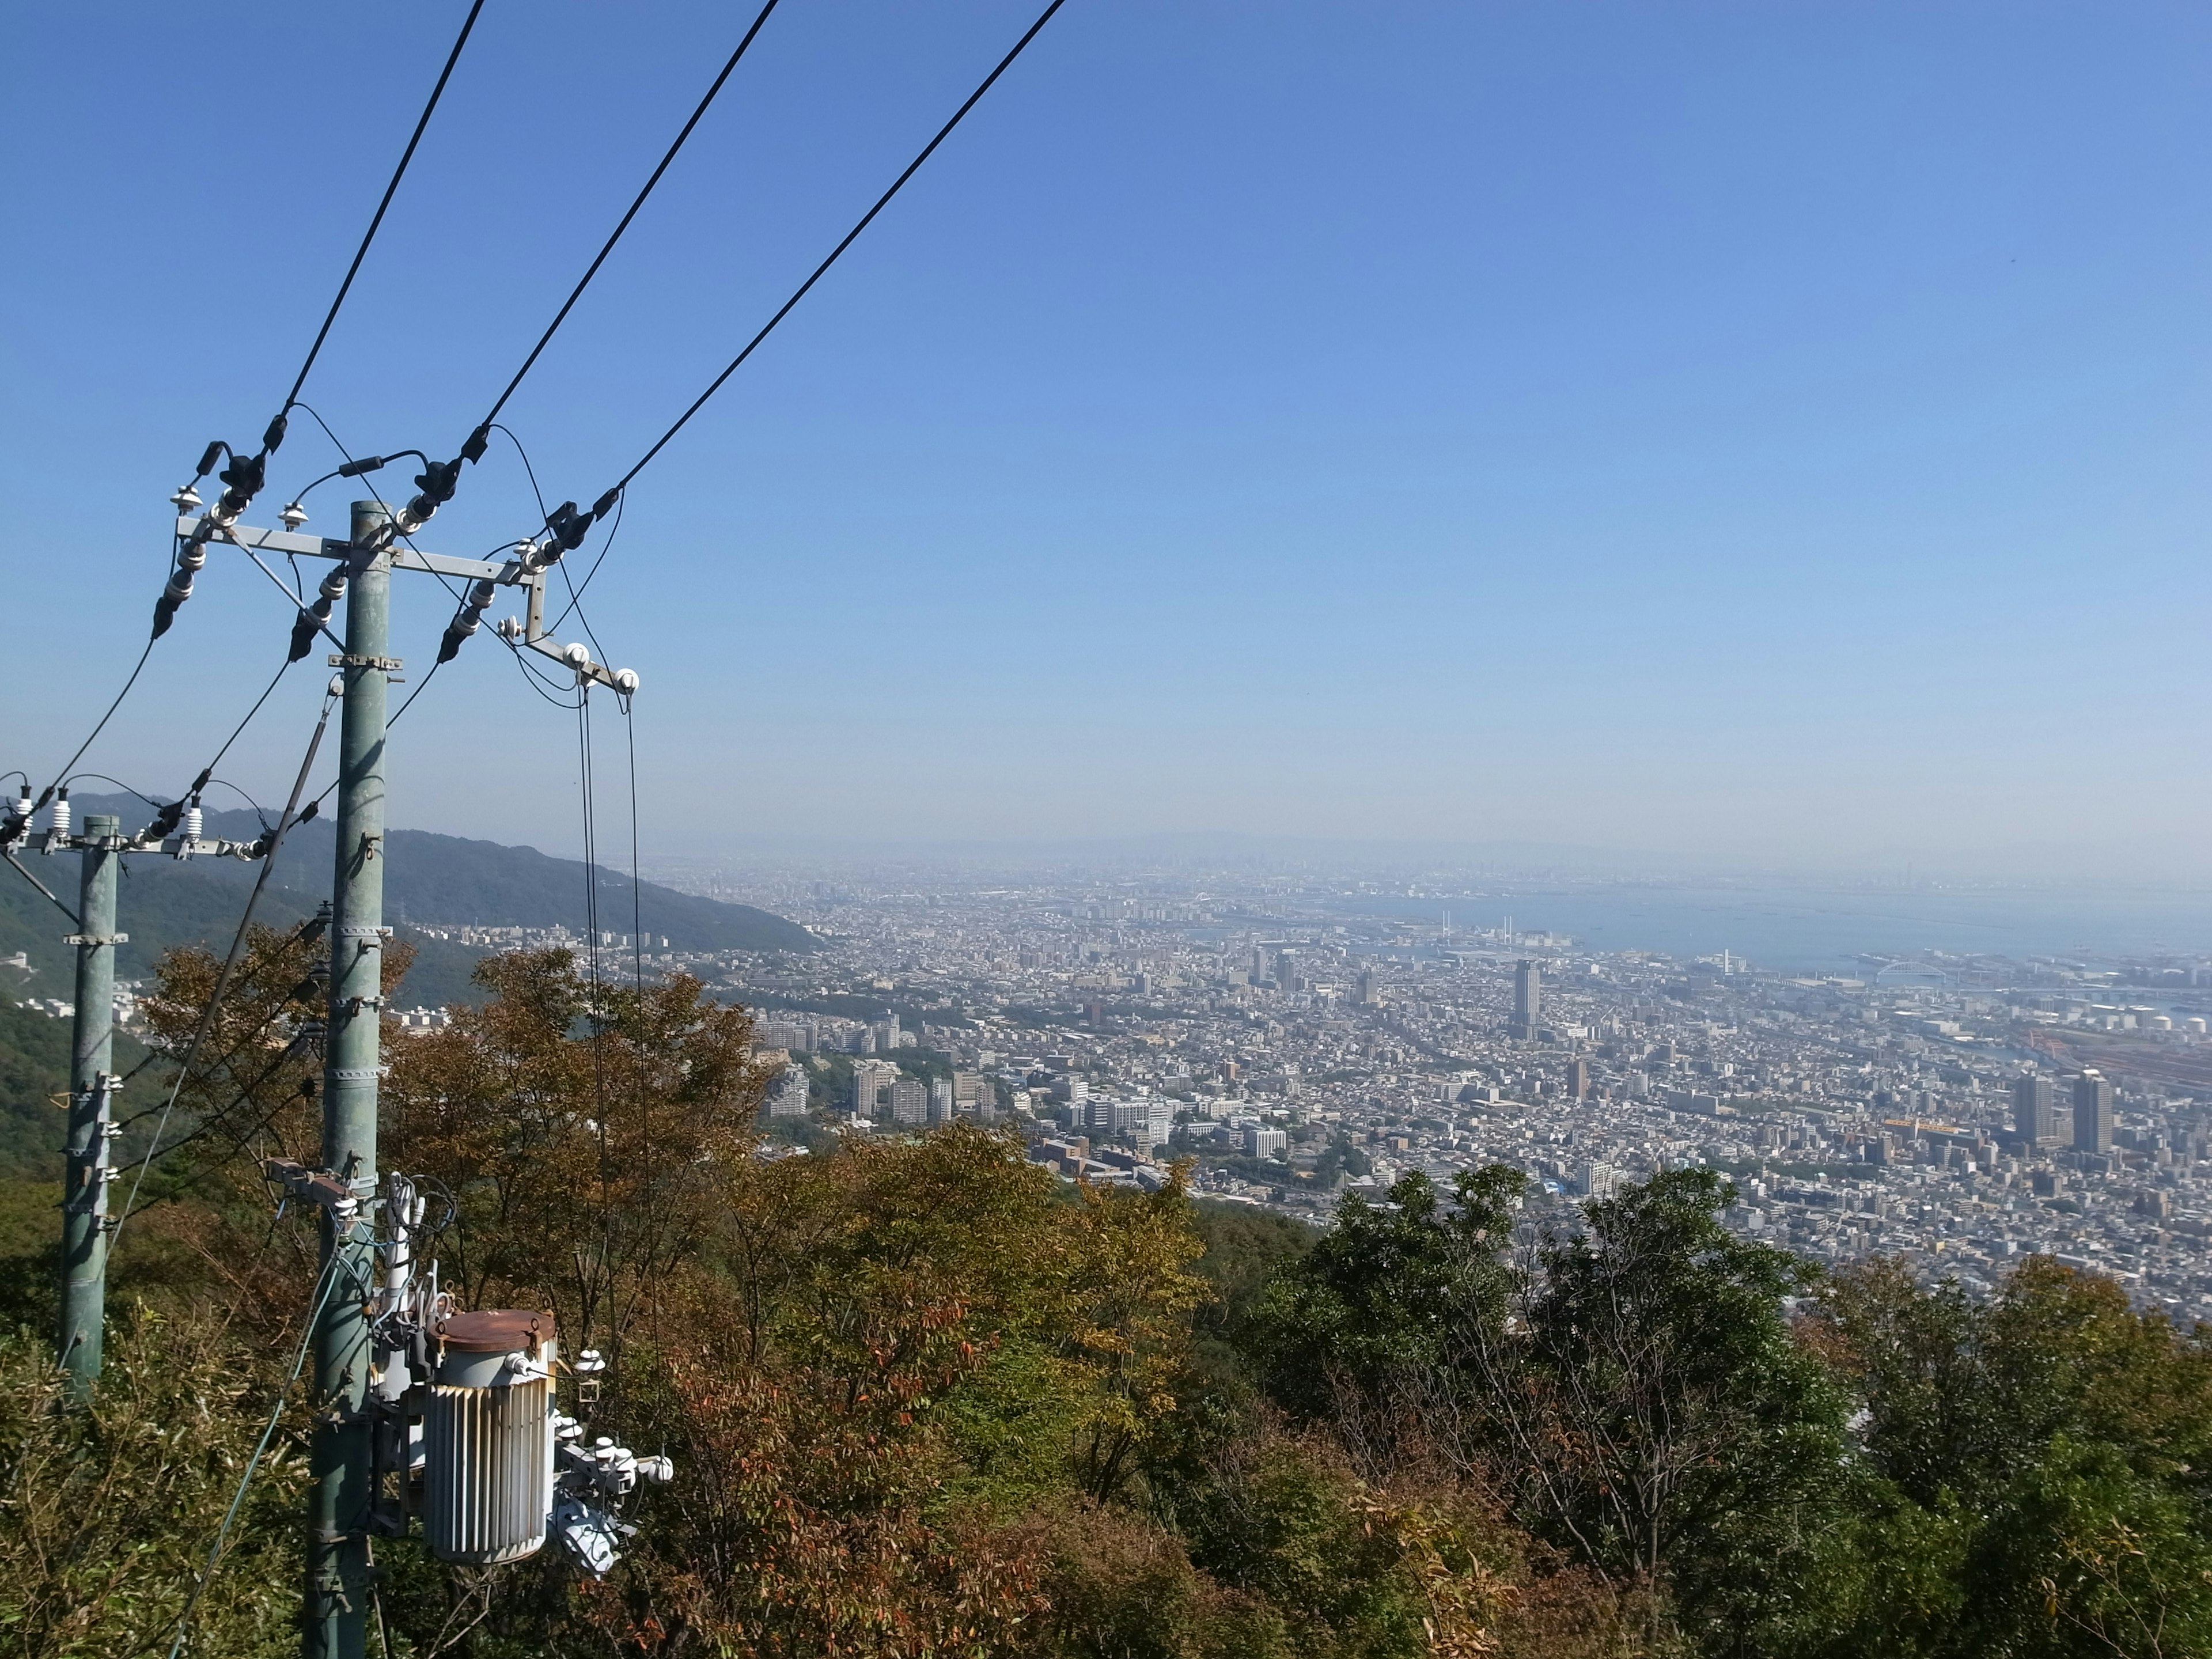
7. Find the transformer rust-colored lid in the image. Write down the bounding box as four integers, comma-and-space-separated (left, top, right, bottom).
434, 1309, 554, 1353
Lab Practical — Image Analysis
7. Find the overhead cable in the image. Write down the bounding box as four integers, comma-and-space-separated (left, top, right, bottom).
112, 686, 338, 1248
153, 2, 487, 639
403, 0, 785, 529
502, 0, 1069, 569
606, 0, 1069, 497
281, 1, 488, 414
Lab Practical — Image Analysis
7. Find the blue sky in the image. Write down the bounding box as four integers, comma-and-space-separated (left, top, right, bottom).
3, 2, 2208, 874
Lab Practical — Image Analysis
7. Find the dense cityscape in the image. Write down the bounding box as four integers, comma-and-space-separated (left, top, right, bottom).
620, 861, 2212, 1325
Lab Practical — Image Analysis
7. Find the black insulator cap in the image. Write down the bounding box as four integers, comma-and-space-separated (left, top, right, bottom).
298, 800, 319, 825
461, 423, 491, 465
412, 456, 462, 506
195, 441, 225, 478
152, 596, 180, 639
335, 454, 386, 478
288, 610, 320, 663
263, 411, 289, 452
218, 450, 265, 496
545, 501, 592, 552
590, 486, 620, 520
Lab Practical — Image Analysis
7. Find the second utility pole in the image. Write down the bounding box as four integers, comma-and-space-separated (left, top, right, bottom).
304, 501, 392, 1659
57, 812, 122, 1396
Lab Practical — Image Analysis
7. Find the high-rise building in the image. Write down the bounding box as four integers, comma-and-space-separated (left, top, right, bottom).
1576, 1161, 1620, 1199
853, 1058, 900, 1120
758, 1020, 814, 1053
2013, 1074, 2056, 1146
1565, 1058, 1589, 1100
928, 1076, 955, 1127
890, 1077, 928, 1126
1354, 968, 1381, 1007
767, 1065, 810, 1119
1510, 960, 1541, 1039
1244, 1125, 1288, 1158
2073, 1071, 2114, 1153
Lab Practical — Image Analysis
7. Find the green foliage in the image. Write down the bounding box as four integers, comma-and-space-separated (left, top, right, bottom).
0, 997, 156, 1183
15, 931, 2212, 1659
0, 1309, 308, 1659
1257, 1167, 1523, 1424
1825, 1255, 2212, 1657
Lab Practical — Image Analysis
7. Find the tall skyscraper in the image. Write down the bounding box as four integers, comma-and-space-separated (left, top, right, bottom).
2013, 1073, 2056, 1146
1510, 960, 1541, 1039
2073, 1071, 2114, 1153
1565, 1058, 1589, 1100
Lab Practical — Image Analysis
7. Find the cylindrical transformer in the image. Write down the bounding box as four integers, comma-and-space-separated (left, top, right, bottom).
423, 1309, 556, 1565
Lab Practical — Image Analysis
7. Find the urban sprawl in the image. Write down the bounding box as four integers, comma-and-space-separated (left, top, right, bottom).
655, 865, 2212, 1327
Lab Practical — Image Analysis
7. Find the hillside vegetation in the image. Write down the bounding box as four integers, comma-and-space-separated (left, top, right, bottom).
1, 937, 2206, 1658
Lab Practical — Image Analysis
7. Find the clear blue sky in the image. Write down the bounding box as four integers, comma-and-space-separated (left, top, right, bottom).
3, 2, 2207, 876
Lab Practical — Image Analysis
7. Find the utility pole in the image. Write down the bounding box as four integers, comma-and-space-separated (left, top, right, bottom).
57, 812, 122, 1395
304, 502, 392, 1659
139, 495, 632, 1658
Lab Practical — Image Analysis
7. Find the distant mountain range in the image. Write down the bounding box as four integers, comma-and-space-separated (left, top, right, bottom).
1, 794, 814, 1009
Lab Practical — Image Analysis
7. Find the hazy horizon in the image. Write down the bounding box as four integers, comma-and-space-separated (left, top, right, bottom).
6, 2, 2208, 878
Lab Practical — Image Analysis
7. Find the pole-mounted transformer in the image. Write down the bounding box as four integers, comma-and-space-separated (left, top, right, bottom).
267, 1161, 669, 1577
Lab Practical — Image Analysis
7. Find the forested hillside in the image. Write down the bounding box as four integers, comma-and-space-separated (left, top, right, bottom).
2, 938, 2205, 1658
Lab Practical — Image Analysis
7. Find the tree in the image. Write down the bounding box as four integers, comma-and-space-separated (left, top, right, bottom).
1462, 1169, 1862, 1657
1257, 1168, 1522, 1440
1826, 1255, 2212, 1657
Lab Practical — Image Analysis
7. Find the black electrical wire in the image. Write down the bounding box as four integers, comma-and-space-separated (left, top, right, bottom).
35, 640, 156, 807
387, 658, 444, 728
471, 0, 785, 438
162, 1245, 348, 1659
112, 689, 337, 1245
600, 0, 1068, 501
280, 2, 488, 412
197, 657, 296, 782
203, 779, 274, 827
547, 488, 624, 636
63, 773, 162, 808
491, 423, 550, 522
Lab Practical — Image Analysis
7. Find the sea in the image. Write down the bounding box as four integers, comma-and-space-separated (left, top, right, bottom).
1327, 884, 2212, 978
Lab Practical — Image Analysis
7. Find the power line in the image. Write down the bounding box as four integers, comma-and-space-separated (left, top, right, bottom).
281, 1, 489, 412
405, 0, 785, 524
33, 640, 156, 807
149, 3, 487, 654
604, 0, 1069, 499
476, 0, 783, 429
493, 0, 1068, 575
112, 691, 336, 1249
196, 657, 297, 783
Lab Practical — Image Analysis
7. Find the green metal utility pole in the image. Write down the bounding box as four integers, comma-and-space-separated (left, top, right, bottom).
136, 493, 628, 1657
305, 502, 392, 1659
57, 812, 122, 1395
